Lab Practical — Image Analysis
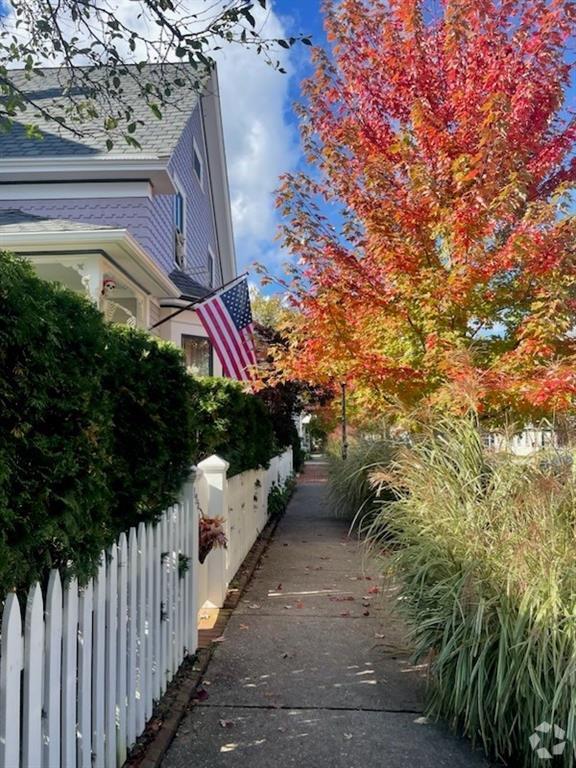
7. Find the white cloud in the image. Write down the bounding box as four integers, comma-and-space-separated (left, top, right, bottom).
211, 4, 299, 270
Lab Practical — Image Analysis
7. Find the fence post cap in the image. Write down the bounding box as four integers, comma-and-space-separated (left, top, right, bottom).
197, 454, 230, 473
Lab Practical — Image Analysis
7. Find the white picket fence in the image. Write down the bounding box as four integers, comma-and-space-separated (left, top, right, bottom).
196, 447, 293, 611
0, 448, 293, 768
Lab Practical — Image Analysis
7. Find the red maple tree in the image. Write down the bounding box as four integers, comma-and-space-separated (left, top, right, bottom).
271, 0, 576, 418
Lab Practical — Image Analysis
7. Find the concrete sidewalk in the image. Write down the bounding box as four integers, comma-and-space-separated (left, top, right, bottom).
162, 461, 492, 768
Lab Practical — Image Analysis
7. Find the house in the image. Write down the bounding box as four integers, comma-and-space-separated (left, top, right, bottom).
0, 64, 237, 377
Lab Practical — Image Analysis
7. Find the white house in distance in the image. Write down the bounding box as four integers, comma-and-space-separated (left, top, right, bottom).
0, 64, 237, 377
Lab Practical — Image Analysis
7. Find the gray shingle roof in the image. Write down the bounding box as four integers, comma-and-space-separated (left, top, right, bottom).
168, 269, 211, 299
0, 208, 117, 234
0, 64, 200, 159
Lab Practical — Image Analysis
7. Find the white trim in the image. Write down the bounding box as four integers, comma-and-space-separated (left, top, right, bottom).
0, 181, 153, 201
0, 157, 176, 195
207, 246, 215, 288
3, 228, 180, 299
159, 298, 200, 309
192, 137, 204, 191
172, 176, 187, 237
200, 69, 237, 283
172, 175, 188, 270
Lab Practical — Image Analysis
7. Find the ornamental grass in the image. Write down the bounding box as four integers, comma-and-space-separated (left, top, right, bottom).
327, 437, 396, 525
368, 417, 576, 766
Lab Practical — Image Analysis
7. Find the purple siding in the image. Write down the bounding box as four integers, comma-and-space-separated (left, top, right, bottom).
0, 197, 174, 272
0, 101, 221, 288
167, 105, 221, 286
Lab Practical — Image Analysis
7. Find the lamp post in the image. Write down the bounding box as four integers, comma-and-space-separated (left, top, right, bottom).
341, 381, 348, 460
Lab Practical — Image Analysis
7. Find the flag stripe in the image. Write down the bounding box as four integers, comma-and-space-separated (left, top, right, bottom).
240, 325, 256, 367
201, 302, 243, 380
196, 303, 238, 379
212, 301, 252, 376
195, 305, 230, 376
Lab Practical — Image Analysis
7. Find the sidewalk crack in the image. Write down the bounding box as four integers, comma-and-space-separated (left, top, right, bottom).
196, 703, 423, 715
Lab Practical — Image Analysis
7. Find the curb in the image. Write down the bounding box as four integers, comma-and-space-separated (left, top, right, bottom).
123, 506, 288, 768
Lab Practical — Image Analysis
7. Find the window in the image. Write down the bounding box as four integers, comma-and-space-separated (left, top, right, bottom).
173, 191, 186, 268
173, 192, 184, 234
182, 335, 212, 376
193, 140, 204, 187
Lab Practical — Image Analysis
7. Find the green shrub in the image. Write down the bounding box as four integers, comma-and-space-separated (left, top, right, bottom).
327, 437, 396, 525
267, 475, 296, 517
368, 416, 576, 767
0, 253, 114, 591
254, 381, 306, 471
189, 377, 275, 476
103, 327, 195, 534
0, 253, 195, 594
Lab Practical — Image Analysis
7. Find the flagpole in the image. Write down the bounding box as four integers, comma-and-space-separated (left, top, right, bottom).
149, 271, 249, 331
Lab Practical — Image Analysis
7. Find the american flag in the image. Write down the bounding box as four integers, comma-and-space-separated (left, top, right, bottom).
195, 277, 257, 381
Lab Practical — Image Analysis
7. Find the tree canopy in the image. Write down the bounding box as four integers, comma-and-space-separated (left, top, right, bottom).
272, 0, 576, 420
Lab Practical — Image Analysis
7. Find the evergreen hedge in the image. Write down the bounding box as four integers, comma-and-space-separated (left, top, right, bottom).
0, 252, 296, 595
0, 254, 116, 592
189, 377, 275, 476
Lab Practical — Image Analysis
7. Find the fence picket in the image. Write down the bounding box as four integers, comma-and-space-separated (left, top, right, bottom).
62, 577, 79, 768
0, 593, 23, 768
126, 528, 138, 748
152, 520, 161, 702
136, 523, 147, 734
175, 505, 183, 668
77, 581, 93, 768
116, 534, 128, 766
44, 571, 63, 768
145, 525, 154, 721
105, 545, 118, 768
160, 514, 169, 694
92, 559, 106, 768
189, 479, 199, 654
22, 584, 43, 768
168, 508, 177, 677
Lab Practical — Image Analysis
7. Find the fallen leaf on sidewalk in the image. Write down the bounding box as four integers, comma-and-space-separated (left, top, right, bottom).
340, 611, 351, 617
375, 633, 385, 638
239, 624, 249, 630
276, 583, 283, 591
284, 605, 292, 609
363, 610, 370, 616
219, 719, 234, 729
193, 687, 209, 702
295, 600, 305, 609
344, 733, 353, 740
213, 636, 225, 643
367, 586, 380, 595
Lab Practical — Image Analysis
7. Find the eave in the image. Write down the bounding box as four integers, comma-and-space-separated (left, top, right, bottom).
0, 156, 177, 195
2, 228, 180, 299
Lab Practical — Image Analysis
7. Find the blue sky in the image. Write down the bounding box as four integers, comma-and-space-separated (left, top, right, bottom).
213, 1, 326, 284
